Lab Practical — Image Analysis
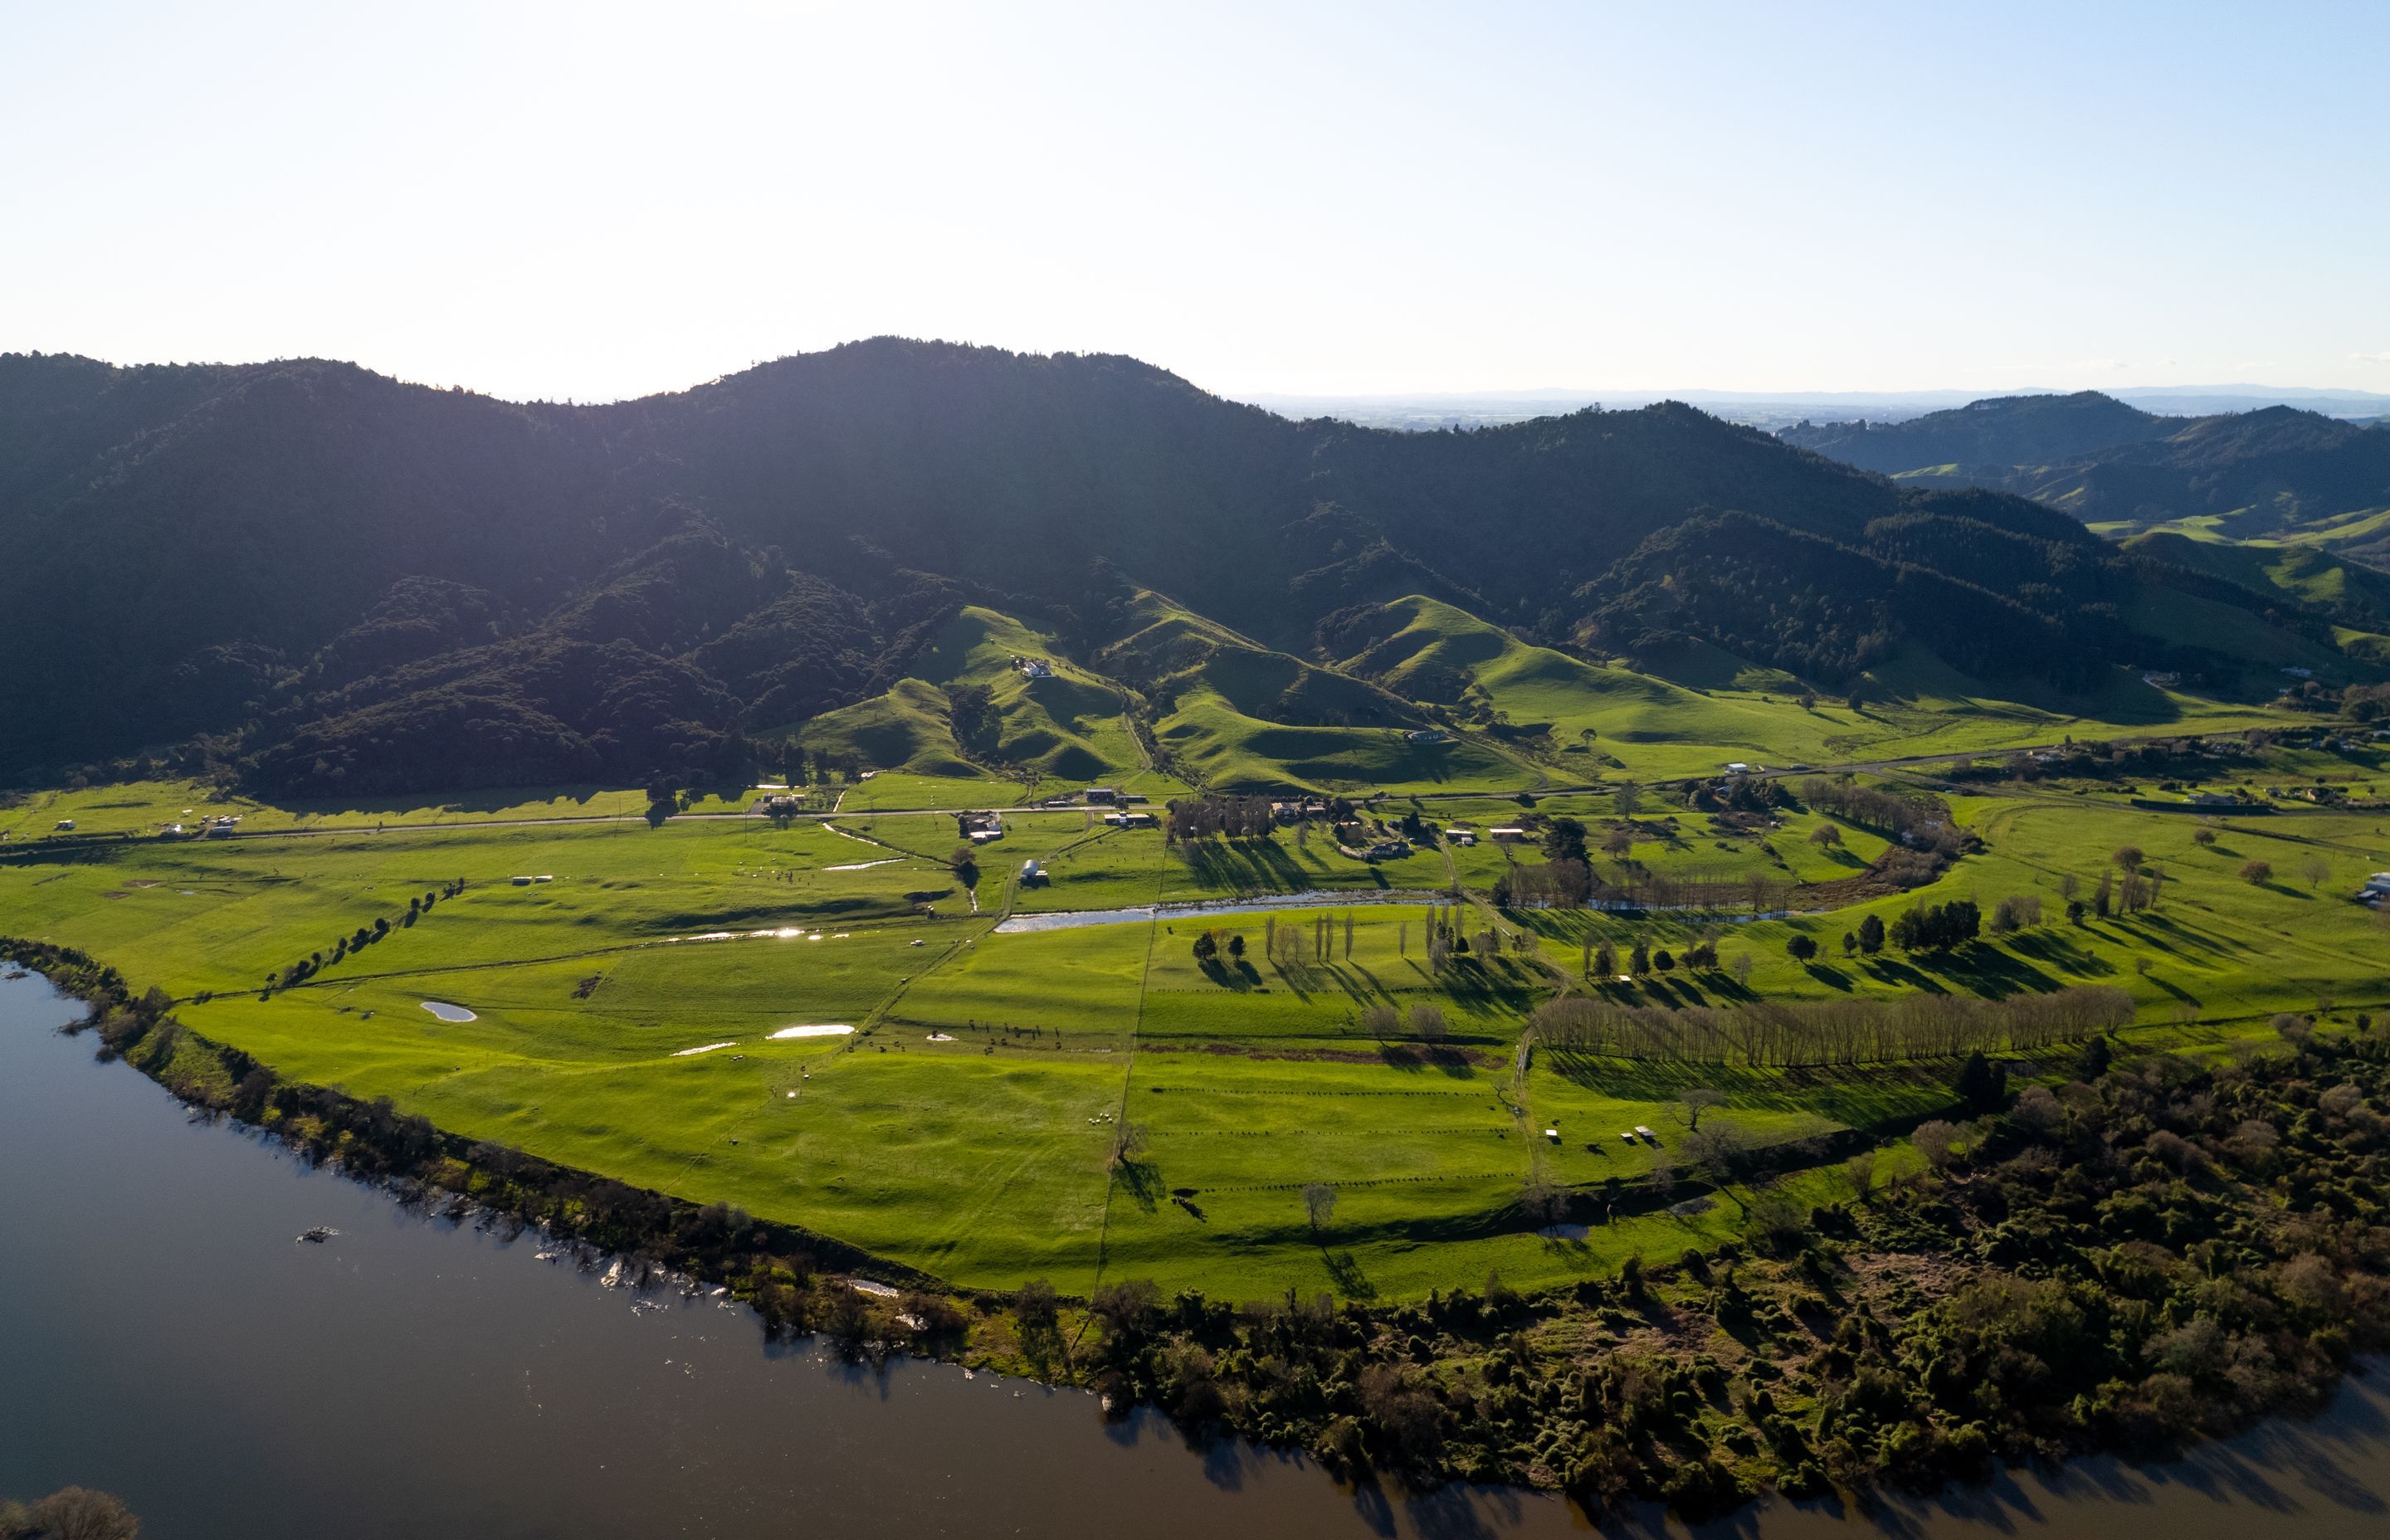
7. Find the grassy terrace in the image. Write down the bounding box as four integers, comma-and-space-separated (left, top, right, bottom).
5, 736, 2386, 1303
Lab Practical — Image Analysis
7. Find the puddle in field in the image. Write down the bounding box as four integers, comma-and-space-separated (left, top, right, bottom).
825, 859, 904, 872
671, 1042, 736, 1057
768, 1025, 854, 1040
419, 1001, 477, 1022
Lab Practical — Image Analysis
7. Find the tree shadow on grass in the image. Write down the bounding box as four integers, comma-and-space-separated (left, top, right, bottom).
2134, 912, 2240, 957
1265, 962, 1316, 1001
1374, 1042, 1480, 1078
1860, 958, 1949, 994
2010, 930, 2116, 977
1543, 1050, 1949, 1126
1433, 959, 1544, 1016
1923, 943, 2062, 1001
1116, 1157, 1164, 1214
1180, 837, 1313, 895
1322, 1248, 1378, 1300
1802, 962, 1857, 992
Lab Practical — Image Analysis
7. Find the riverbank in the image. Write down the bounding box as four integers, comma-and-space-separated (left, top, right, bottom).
14, 934, 2390, 1523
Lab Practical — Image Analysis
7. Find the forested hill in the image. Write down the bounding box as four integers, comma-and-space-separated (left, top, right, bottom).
0, 340, 2374, 794
2008, 407, 2390, 545
1776, 391, 2173, 475
1783, 389, 2390, 563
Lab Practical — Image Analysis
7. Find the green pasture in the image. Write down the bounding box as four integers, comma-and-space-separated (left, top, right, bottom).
6, 739, 2388, 1301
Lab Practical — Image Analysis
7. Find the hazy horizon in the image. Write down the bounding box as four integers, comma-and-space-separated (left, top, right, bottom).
18, 337, 2388, 422
6, 2, 2387, 403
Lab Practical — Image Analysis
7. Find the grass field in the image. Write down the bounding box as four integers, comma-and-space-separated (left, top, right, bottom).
7, 726, 2387, 1304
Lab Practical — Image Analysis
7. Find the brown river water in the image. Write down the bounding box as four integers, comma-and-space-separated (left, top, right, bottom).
4, 967, 2388, 1538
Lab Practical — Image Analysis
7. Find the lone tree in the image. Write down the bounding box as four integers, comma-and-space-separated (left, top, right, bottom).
2113, 845, 2145, 872
1808, 824, 1842, 847
1679, 1087, 1726, 1129
1954, 1050, 2009, 1113
1857, 913, 1885, 954
1192, 931, 1218, 963
1406, 1002, 1448, 1041
1681, 1121, 1754, 1210
2300, 853, 2332, 889
1614, 780, 1644, 816
1013, 1277, 1061, 1337
2240, 858, 2274, 885
1786, 933, 1818, 962
1302, 1182, 1338, 1235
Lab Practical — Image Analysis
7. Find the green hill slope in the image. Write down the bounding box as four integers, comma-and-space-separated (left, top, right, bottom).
797, 606, 1179, 790
1335, 595, 2303, 779
1101, 593, 1528, 792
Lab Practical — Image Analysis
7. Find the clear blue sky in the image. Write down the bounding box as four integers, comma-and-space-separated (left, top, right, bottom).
5, 1, 2385, 402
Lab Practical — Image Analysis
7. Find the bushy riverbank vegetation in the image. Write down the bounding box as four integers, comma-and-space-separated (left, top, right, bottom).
4, 709, 2388, 1518
14, 928, 2390, 1521
1, 1484, 140, 1539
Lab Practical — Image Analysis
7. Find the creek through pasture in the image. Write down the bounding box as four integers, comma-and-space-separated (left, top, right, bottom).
5, 966, 2389, 1538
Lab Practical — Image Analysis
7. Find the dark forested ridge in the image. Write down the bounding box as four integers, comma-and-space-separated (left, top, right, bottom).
1778, 391, 2176, 475
2009, 407, 2390, 543
1, 342, 2377, 793
1785, 391, 2390, 565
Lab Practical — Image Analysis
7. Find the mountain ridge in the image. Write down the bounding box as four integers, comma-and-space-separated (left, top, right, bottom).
2, 340, 2378, 795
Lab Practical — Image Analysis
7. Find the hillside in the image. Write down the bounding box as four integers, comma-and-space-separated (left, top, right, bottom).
2019, 407, 2390, 546
794, 606, 1169, 789
1783, 391, 2390, 568
1778, 391, 2173, 475
2, 341, 2382, 796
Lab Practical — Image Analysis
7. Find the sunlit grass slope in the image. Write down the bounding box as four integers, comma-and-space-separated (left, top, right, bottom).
1101, 592, 1531, 792
1339, 596, 2295, 782
794, 607, 1186, 800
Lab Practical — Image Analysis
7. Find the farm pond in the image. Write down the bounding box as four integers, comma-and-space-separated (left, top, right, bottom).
6, 965, 2390, 1539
